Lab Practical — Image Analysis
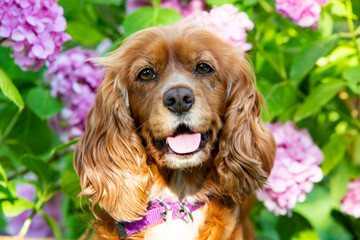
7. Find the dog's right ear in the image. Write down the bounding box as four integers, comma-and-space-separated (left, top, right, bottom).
74, 69, 150, 222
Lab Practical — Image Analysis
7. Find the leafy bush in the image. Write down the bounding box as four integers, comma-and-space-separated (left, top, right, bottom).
0, 0, 359, 239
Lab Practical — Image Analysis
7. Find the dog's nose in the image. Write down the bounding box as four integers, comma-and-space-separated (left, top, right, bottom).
163, 87, 195, 114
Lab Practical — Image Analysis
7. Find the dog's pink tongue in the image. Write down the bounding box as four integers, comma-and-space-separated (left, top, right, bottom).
166, 133, 201, 154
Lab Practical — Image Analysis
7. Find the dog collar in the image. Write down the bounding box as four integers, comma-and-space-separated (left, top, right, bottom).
116, 198, 206, 238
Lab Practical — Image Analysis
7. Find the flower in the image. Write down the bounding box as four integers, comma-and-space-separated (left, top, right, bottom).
46, 47, 103, 142
6, 184, 63, 237
256, 122, 324, 215
276, 0, 328, 28
126, 0, 205, 17
341, 178, 360, 218
188, 4, 254, 51
0, 0, 71, 71
161, 0, 205, 17
126, 0, 151, 13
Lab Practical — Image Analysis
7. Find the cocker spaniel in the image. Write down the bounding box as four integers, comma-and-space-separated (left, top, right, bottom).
74, 21, 276, 240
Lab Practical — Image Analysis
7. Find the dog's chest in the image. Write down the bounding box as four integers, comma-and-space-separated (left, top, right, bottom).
144, 205, 206, 240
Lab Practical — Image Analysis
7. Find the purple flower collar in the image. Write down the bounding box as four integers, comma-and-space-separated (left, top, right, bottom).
116, 198, 207, 238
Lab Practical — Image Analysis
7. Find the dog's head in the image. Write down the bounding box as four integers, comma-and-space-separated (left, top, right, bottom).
74, 22, 276, 222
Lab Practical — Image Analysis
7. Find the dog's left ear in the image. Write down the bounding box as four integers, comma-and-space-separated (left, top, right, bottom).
215, 59, 276, 203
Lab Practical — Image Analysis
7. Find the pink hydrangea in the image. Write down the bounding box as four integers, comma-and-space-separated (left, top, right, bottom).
256, 122, 324, 215
341, 178, 360, 218
46, 47, 103, 142
276, 0, 328, 28
126, 0, 205, 17
188, 4, 254, 51
0, 0, 71, 71
6, 184, 63, 237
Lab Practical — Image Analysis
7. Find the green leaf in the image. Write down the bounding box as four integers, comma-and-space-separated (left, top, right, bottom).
123, 7, 181, 37
0, 181, 16, 198
85, 0, 122, 3
93, 3, 124, 34
244, 0, 259, 6
0, 68, 24, 111
331, 210, 360, 238
294, 79, 345, 121
2, 198, 34, 217
7, 109, 53, 155
63, 213, 90, 239
290, 37, 337, 86
0, 164, 7, 187
205, 0, 237, 7
26, 87, 63, 120
48, 138, 79, 158
351, 134, 360, 167
331, 2, 347, 17
321, 134, 349, 175
157, 8, 182, 25
0, 98, 18, 135
19, 155, 60, 184
61, 169, 81, 199
343, 66, 360, 94
0, 185, 13, 199
292, 229, 320, 240
66, 21, 105, 45
329, 160, 349, 202
318, 11, 334, 37
294, 186, 352, 240
0, 48, 42, 84
263, 82, 300, 119
276, 212, 313, 240
38, 210, 64, 238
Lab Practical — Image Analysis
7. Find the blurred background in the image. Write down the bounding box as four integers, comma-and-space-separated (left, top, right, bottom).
0, 0, 359, 239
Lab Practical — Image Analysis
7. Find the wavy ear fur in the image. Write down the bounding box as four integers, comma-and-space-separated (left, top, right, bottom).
74, 71, 150, 222
215, 59, 276, 203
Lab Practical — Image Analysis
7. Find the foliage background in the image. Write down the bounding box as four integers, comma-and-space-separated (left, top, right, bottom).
0, 0, 359, 239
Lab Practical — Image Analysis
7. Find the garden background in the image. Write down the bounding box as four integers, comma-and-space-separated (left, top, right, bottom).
0, 0, 359, 239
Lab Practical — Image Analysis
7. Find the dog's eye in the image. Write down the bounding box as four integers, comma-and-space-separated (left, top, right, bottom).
195, 63, 213, 75
137, 68, 155, 81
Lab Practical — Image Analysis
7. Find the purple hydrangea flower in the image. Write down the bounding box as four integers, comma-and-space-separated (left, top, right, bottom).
0, 0, 71, 70
341, 178, 360, 218
188, 4, 254, 51
256, 122, 324, 215
6, 184, 63, 237
276, 0, 328, 28
160, 0, 205, 17
126, 0, 205, 18
46, 47, 103, 142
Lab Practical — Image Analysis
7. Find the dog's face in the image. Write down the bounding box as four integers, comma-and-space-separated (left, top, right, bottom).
74, 22, 276, 222
124, 27, 234, 169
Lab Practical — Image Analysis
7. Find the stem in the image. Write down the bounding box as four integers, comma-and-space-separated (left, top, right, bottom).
259, 0, 274, 13
255, 40, 288, 81
336, 28, 360, 38
17, 190, 48, 238
1, 111, 21, 143
8, 150, 70, 180
151, 0, 160, 26
17, 210, 36, 238
345, 0, 360, 62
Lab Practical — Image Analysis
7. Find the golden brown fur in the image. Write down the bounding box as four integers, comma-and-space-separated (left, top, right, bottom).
74, 21, 276, 240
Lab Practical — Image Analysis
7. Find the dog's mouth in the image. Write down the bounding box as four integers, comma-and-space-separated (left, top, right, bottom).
152, 125, 210, 155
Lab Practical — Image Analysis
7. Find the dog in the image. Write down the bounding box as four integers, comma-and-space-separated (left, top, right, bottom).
74, 21, 276, 240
